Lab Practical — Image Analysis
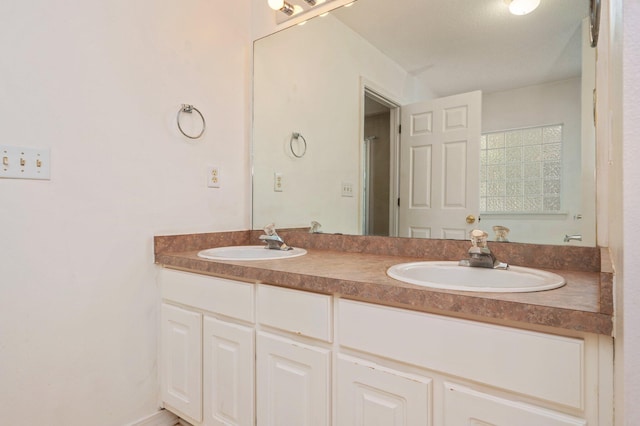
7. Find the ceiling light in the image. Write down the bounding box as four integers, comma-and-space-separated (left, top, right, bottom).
505, 0, 540, 16
268, 0, 295, 15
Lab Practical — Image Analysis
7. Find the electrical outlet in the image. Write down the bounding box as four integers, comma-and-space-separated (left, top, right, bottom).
274, 172, 283, 192
341, 182, 354, 197
207, 166, 220, 188
0, 145, 50, 180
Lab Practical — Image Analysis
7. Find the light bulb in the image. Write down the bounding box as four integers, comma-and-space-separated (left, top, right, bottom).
268, 0, 285, 11
507, 0, 540, 16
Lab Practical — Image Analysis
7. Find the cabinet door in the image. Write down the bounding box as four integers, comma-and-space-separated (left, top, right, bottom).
336, 354, 432, 426
203, 317, 254, 426
161, 303, 202, 423
443, 382, 586, 426
256, 332, 330, 426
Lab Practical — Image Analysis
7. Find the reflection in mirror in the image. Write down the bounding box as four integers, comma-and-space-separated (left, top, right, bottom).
253, 0, 595, 246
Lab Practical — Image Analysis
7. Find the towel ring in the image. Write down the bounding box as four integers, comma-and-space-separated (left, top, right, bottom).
290, 132, 307, 158
589, 0, 601, 47
177, 104, 206, 139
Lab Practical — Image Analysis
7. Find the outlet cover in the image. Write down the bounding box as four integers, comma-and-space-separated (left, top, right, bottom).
274, 172, 283, 192
207, 166, 220, 188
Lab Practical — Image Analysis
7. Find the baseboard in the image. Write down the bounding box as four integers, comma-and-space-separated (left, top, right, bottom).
128, 409, 179, 426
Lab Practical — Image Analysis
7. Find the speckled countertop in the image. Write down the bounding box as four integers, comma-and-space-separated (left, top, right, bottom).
154, 230, 613, 336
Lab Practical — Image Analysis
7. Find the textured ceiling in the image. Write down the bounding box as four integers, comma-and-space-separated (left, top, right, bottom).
333, 0, 589, 97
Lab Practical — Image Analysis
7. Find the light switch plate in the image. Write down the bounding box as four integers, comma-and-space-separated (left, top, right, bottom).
0, 145, 50, 180
341, 181, 354, 197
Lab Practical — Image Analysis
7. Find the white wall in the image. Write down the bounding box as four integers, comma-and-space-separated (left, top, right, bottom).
252, 14, 419, 234
0, 0, 251, 424
610, 0, 640, 423
621, 0, 640, 418
480, 78, 587, 245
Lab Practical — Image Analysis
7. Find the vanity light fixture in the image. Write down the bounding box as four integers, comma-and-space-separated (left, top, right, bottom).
268, 0, 295, 15
505, 0, 540, 15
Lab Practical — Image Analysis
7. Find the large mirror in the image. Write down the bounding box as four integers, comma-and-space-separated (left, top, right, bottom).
253, 0, 595, 246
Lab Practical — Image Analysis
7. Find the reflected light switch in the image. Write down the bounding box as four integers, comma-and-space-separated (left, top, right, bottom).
274, 172, 283, 192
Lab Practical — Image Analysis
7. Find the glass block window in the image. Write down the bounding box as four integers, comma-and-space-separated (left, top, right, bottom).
480, 124, 562, 213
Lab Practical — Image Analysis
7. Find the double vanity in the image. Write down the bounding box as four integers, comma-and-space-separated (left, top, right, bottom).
154, 230, 613, 425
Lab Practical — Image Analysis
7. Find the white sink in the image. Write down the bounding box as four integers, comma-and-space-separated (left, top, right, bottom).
387, 261, 565, 293
197, 245, 307, 261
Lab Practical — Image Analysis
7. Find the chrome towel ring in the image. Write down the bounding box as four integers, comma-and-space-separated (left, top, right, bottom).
290, 132, 307, 158
177, 104, 206, 139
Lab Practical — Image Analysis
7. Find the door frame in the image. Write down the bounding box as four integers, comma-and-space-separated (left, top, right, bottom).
360, 78, 401, 236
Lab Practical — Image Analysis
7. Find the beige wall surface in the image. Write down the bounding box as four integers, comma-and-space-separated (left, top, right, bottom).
616, 0, 640, 424
0, 0, 251, 424
1, 0, 638, 424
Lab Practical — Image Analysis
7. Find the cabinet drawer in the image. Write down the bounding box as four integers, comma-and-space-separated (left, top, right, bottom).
443, 382, 586, 425
338, 299, 584, 409
257, 285, 332, 342
160, 269, 254, 323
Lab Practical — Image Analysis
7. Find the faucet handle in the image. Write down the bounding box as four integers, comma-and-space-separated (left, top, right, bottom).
263, 223, 278, 236
469, 229, 489, 248
309, 221, 322, 233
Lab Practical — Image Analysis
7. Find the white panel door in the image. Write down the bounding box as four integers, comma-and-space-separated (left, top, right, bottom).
443, 382, 586, 426
203, 317, 254, 426
256, 332, 330, 426
336, 354, 432, 426
161, 303, 203, 423
399, 91, 481, 239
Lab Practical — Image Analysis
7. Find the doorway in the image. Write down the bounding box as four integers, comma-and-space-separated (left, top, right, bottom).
362, 89, 399, 236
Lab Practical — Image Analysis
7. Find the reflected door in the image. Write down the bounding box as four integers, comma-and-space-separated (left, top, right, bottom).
398, 91, 481, 239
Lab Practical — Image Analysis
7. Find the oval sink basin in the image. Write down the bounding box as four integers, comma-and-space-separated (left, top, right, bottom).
387, 261, 565, 293
197, 245, 307, 261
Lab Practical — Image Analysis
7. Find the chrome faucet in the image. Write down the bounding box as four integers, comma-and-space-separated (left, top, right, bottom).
309, 221, 322, 233
259, 223, 292, 251
459, 229, 509, 269
564, 234, 582, 243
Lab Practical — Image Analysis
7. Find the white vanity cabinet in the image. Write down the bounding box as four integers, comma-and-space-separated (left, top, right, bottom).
159, 269, 255, 426
203, 317, 254, 426
336, 354, 432, 425
256, 332, 330, 425
255, 284, 332, 426
158, 269, 612, 426
161, 303, 203, 423
337, 299, 610, 426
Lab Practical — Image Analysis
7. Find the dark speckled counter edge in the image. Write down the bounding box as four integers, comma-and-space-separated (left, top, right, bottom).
154, 230, 613, 335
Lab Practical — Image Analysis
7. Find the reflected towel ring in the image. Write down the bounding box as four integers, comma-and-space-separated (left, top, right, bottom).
290, 132, 307, 158
589, 0, 601, 47
177, 104, 206, 139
